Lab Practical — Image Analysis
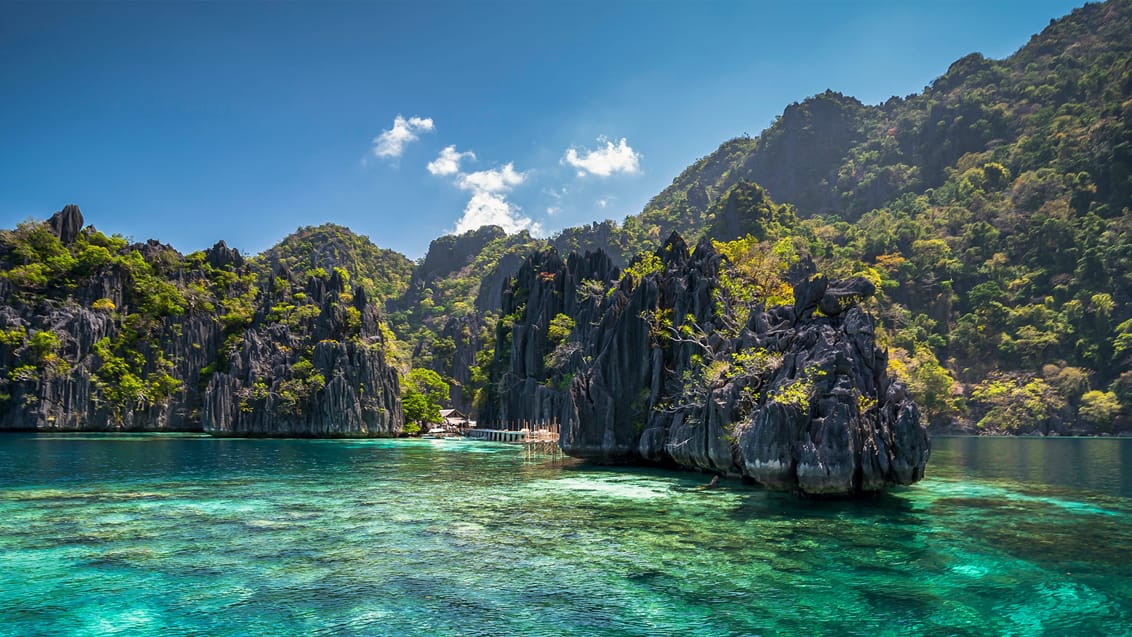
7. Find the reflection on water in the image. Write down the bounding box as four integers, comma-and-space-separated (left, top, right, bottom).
933, 436, 1132, 498
0, 434, 1129, 636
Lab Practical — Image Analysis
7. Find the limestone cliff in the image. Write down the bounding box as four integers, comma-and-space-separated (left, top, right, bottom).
485, 234, 929, 495
389, 225, 534, 413
201, 272, 403, 436
0, 206, 403, 435
478, 247, 620, 428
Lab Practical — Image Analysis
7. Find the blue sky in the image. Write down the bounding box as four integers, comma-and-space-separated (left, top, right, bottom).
1, 0, 1085, 259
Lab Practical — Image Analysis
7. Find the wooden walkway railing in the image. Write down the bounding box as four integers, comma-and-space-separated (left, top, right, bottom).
466, 420, 562, 456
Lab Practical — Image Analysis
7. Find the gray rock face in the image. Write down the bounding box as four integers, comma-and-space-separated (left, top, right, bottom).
423, 314, 485, 413
475, 251, 524, 313
206, 240, 245, 270
550, 220, 631, 268
0, 307, 226, 432
479, 247, 620, 429
49, 205, 84, 245
202, 336, 401, 436
489, 234, 930, 495
730, 304, 928, 494
201, 274, 402, 436
416, 226, 506, 283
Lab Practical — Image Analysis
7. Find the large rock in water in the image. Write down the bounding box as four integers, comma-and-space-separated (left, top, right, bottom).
731, 305, 928, 494
488, 234, 929, 496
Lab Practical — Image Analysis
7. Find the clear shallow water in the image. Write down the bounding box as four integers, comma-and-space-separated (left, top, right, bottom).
0, 434, 1129, 636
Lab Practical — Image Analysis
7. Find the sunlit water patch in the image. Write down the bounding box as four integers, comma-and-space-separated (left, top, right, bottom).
0, 434, 1129, 636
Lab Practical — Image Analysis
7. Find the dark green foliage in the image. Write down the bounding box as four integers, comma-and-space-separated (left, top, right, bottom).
262, 224, 413, 303
0, 213, 403, 427
91, 336, 183, 423
631, 0, 1132, 233
704, 181, 799, 243
386, 226, 542, 398
400, 368, 449, 434
272, 358, 327, 417
0, 221, 75, 287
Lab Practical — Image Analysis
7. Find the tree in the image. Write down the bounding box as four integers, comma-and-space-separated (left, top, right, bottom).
1079, 390, 1121, 432
888, 344, 960, 424
970, 374, 1066, 433
547, 313, 575, 345
642, 309, 783, 424
400, 368, 450, 434
713, 235, 796, 331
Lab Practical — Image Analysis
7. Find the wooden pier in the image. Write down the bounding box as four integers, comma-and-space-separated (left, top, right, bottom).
467, 420, 562, 457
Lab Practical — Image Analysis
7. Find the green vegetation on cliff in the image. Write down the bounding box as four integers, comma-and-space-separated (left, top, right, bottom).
385, 226, 543, 410
400, 368, 449, 434
261, 224, 413, 304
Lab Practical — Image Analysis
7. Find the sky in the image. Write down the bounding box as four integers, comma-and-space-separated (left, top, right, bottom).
0, 0, 1086, 259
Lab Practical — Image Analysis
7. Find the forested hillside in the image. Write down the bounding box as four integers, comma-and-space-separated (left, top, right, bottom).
639, 0, 1132, 228
262, 224, 414, 305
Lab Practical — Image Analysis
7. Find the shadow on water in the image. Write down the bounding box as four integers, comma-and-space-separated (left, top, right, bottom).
729, 488, 919, 519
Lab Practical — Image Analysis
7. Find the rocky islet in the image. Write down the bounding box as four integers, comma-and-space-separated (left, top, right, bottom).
485, 234, 929, 495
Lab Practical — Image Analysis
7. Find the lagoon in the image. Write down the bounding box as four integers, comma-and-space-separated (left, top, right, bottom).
0, 434, 1129, 636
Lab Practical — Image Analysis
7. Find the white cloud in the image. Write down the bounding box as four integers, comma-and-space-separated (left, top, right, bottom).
437, 162, 539, 235
372, 115, 434, 158
427, 145, 475, 176
563, 136, 642, 177
597, 198, 609, 209
456, 191, 541, 235
456, 163, 525, 193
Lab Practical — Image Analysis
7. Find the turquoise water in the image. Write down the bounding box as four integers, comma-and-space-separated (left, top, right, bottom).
0, 435, 1129, 636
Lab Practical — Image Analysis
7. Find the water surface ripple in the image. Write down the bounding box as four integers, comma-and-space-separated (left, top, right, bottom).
0, 434, 1129, 636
